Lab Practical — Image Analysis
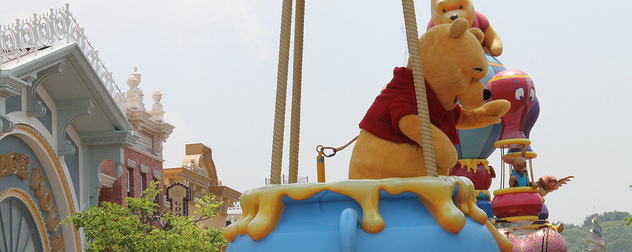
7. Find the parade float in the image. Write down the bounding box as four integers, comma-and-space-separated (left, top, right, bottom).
451, 45, 572, 252
223, 0, 570, 251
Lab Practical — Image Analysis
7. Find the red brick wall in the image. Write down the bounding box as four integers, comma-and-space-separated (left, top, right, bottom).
98, 148, 165, 210
101, 159, 115, 177
98, 159, 126, 205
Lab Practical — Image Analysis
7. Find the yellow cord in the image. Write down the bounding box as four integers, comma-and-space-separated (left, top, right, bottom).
269, 0, 294, 185
401, 0, 437, 176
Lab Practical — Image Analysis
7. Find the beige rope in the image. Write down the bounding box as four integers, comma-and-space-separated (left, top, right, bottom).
270, 0, 294, 185
288, 0, 305, 184
401, 0, 438, 176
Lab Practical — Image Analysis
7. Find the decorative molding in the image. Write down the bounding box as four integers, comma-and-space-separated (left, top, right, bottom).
164, 167, 211, 188
0, 187, 51, 252
127, 108, 174, 138
13, 124, 73, 209
0, 115, 13, 133
126, 158, 137, 169
79, 130, 139, 147
65, 52, 128, 132
12, 123, 81, 251
25, 62, 66, 117
140, 164, 149, 174
113, 163, 123, 178
0, 74, 28, 134
0, 4, 126, 113
56, 99, 93, 156
0, 74, 27, 97
127, 146, 165, 162
100, 173, 116, 188
0, 73, 28, 133
0, 150, 76, 250
153, 169, 162, 179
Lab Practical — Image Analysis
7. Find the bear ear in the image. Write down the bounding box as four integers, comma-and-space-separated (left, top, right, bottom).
469, 28, 484, 43
449, 17, 469, 38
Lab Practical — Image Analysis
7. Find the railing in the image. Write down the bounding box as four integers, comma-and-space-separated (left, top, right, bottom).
264, 175, 308, 185
0, 3, 126, 113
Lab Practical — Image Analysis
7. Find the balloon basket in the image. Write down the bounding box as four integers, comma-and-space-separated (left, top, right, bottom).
491, 187, 542, 232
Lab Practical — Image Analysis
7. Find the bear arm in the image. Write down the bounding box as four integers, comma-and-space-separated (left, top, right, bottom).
483, 25, 503, 56
456, 99, 510, 129
398, 114, 457, 172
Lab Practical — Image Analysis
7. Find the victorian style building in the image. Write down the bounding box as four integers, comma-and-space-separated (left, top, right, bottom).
0, 5, 137, 251
0, 4, 239, 251
164, 143, 241, 230
98, 67, 174, 210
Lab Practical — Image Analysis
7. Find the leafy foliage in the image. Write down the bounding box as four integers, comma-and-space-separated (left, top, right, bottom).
627, 185, 632, 226
65, 182, 227, 251
582, 211, 630, 226
561, 211, 632, 252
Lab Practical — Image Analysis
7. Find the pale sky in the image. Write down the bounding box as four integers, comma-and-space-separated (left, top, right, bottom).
3, 1, 631, 226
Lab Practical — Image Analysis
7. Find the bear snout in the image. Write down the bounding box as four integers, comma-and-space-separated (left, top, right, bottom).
483, 89, 492, 101
450, 14, 458, 20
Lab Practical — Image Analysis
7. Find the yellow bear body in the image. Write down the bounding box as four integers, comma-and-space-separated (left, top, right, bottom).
429, 0, 503, 56
349, 18, 510, 179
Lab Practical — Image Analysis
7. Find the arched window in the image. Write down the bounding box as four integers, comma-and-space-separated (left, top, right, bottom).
0, 197, 44, 252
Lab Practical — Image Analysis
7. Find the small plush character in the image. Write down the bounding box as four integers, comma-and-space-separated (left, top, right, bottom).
508, 156, 538, 188
427, 0, 503, 56
537, 175, 574, 197
348, 18, 510, 179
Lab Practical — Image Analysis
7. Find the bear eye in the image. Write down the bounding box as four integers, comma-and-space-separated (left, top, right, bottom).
442, 9, 446, 13
529, 88, 535, 102
459, 6, 463, 9
515, 88, 525, 101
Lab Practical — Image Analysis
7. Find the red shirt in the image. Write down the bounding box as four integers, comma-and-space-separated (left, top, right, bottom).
359, 67, 461, 145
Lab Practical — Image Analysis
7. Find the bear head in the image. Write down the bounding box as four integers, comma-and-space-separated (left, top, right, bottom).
431, 0, 476, 27
416, 17, 488, 111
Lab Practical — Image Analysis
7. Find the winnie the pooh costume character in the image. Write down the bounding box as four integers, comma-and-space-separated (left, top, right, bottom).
348, 18, 510, 179
427, 0, 503, 56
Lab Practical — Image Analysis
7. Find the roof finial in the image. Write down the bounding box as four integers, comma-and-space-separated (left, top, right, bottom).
150, 89, 165, 121
125, 67, 145, 110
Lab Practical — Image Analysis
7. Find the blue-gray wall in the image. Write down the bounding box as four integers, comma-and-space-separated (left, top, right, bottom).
35, 93, 53, 135
0, 135, 63, 239
5, 96, 21, 114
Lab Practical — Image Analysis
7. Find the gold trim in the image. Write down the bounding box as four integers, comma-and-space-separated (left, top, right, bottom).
0, 187, 51, 252
489, 74, 531, 82
494, 139, 531, 148
499, 215, 539, 222
12, 124, 81, 251
524, 224, 546, 229
503, 151, 537, 160
493, 187, 539, 196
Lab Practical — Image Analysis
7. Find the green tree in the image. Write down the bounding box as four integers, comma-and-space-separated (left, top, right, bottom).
562, 211, 632, 251
625, 185, 632, 226
65, 182, 227, 251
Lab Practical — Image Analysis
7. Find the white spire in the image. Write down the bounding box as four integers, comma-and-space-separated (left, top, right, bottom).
150, 89, 165, 121
125, 67, 146, 110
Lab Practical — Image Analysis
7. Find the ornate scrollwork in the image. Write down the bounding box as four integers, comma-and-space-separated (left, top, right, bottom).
0, 3, 126, 113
